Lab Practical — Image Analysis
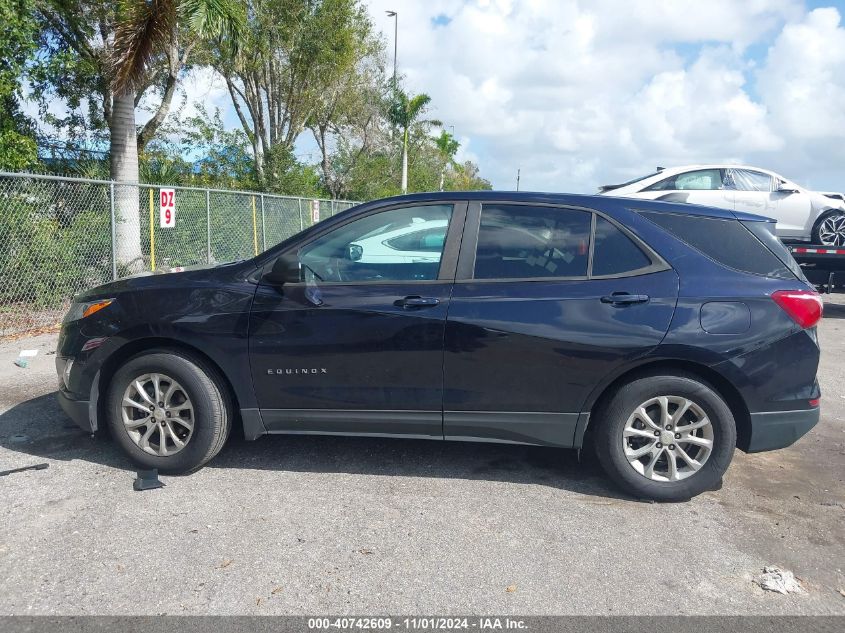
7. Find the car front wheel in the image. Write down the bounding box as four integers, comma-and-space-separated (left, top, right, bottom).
106, 349, 231, 473
593, 373, 736, 501
813, 210, 845, 246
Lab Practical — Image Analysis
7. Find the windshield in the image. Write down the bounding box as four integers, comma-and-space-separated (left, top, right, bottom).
600, 171, 663, 191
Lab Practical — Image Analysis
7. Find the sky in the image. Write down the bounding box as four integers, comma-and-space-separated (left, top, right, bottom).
352, 0, 845, 193
51, 0, 845, 194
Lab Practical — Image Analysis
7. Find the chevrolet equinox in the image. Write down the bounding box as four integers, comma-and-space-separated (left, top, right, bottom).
57, 192, 822, 501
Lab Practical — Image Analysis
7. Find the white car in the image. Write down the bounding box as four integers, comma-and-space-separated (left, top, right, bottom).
349, 218, 448, 263
599, 165, 845, 245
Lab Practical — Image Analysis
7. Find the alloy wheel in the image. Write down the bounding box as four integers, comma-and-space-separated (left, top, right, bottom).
818, 214, 845, 247
622, 395, 714, 482
121, 373, 195, 456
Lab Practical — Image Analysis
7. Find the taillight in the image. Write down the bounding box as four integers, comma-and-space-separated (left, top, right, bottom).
771, 290, 823, 329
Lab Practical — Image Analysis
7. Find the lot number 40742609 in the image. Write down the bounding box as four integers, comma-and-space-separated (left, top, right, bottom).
160, 188, 176, 228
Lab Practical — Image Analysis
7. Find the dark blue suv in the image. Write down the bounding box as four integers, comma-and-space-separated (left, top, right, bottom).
56, 192, 822, 501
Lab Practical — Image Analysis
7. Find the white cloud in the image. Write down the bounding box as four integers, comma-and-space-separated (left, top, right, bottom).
754, 7, 845, 189
759, 7, 845, 139
624, 47, 782, 162
363, 0, 845, 192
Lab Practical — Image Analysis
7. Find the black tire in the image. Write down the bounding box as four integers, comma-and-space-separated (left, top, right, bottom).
106, 349, 231, 473
812, 210, 845, 246
592, 372, 736, 502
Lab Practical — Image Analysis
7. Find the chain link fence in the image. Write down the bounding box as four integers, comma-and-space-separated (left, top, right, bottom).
0, 172, 358, 338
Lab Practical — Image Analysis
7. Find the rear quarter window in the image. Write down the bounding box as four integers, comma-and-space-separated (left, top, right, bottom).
641, 212, 794, 280
741, 220, 808, 283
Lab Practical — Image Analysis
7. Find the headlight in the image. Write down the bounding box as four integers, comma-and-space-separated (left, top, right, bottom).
61, 358, 74, 388
63, 298, 114, 323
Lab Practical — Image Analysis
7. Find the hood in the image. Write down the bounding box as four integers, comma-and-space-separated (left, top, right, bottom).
810, 191, 845, 210
126, 259, 245, 278
74, 259, 250, 301
819, 191, 845, 203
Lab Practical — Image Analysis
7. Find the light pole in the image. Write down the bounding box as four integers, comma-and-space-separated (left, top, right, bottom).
386, 10, 398, 86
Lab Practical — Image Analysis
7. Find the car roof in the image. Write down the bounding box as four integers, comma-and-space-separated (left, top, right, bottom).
657, 164, 772, 171
654, 164, 785, 177
357, 190, 774, 223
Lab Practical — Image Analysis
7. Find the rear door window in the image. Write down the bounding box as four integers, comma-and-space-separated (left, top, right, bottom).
591, 216, 652, 276
474, 205, 591, 279
727, 169, 774, 192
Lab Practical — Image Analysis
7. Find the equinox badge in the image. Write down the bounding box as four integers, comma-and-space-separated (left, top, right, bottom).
268, 368, 328, 375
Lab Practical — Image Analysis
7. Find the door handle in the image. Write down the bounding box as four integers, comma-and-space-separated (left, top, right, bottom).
600, 292, 649, 306
395, 296, 440, 308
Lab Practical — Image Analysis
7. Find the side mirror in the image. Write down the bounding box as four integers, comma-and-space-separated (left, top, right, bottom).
777, 182, 799, 194
262, 255, 302, 286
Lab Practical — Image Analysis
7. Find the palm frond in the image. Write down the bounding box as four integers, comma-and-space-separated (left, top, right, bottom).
111, 0, 178, 94
387, 87, 410, 128
407, 93, 432, 119
180, 0, 246, 48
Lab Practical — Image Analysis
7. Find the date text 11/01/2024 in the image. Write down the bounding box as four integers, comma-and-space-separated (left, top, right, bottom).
307, 617, 527, 630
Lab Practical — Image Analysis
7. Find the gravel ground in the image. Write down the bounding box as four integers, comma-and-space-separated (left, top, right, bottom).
0, 297, 843, 616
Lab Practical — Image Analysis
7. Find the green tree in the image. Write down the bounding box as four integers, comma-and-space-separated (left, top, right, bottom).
31, 0, 245, 271
179, 105, 257, 189
446, 160, 492, 191
304, 15, 385, 199
264, 147, 324, 197
0, 97, 38, 171
387, 88, 441, 194
434, 129, 459, 192
0, 0, 39, 170
335, 149, 398, 200
208, 0, 377, 189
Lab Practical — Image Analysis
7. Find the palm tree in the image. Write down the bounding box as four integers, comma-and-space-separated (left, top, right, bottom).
108, 0, 244, 270
388, 88, 441, 194
434, 129, 459, 191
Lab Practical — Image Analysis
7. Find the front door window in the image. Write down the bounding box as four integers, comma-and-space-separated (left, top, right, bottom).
299, 204, 453, 283
645, 169, 725, 191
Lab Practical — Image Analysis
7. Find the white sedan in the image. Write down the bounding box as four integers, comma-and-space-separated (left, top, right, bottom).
599, 165, 845, 245
349, 218, 448, 264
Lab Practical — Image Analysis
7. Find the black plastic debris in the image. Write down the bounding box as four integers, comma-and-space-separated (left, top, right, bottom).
133, 469, 165, 491
0, 462, 49, 477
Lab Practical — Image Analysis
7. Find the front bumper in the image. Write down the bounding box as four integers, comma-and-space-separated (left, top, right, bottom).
746, 408, 820, 453
57, 389, 95, 434
56, 347, 101, 434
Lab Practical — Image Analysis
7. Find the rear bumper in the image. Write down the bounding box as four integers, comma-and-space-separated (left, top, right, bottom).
746, 408, 819, 453
57, 390, 95, 434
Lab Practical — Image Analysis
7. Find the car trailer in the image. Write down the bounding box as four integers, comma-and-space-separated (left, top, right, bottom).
787, 245, 845, 292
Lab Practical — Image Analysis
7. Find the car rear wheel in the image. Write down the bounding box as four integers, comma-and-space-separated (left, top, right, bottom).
592, 373, 736, 501
106, 350, 231, 473
813, 210, 845, 246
